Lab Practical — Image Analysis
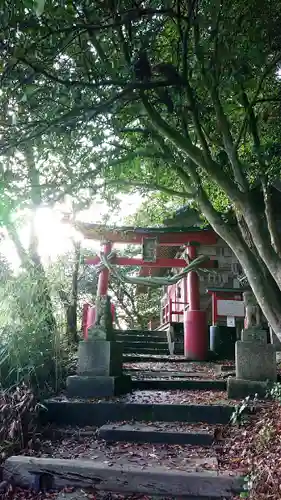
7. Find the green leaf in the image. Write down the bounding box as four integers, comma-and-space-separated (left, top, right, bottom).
34, 0, 45, 16
23, 0, 34, 8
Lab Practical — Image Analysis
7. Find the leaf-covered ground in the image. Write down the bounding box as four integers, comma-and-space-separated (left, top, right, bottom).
123, 361, 234, 379
34, 437, 218, 471
51, 388, 233, 405
3, 488, 179, 499
223, 400, 281, 499
3, 360, 281, 499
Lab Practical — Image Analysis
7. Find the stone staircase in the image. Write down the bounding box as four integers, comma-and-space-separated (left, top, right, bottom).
115, 328, 184, 357
3, 361, 245, 499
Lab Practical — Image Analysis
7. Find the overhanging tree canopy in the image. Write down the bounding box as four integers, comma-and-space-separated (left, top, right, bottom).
2, 0, 281, 334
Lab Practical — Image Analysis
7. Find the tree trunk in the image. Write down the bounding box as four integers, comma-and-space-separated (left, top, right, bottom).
69, 241, 80, 343
241, 197, 281, 289
197, 190, 281, 338
58, 241, 81, 344
66, 304, 79, 344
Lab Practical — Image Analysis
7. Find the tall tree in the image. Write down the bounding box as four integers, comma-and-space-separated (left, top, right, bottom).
2, 1, 281, 334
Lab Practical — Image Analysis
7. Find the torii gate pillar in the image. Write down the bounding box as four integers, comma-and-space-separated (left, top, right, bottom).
97, 242, 112, 296
184, 245, 208, 360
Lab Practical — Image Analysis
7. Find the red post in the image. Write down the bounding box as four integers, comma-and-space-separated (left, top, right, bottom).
212, 293, 218, 325
187, 245, 200, 310
97, 241, 112, 296
169, 297, 172, 323
184, 310, 208, 360
184, 244, 207, 360
82, 303, 90, 339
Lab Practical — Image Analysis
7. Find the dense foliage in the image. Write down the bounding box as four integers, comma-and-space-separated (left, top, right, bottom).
2, 0, 280, 332
0, 1, 281, 363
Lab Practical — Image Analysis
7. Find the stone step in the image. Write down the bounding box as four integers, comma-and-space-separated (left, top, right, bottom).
123, 346, 170, 354
4, 456, 243, 498
114, 329, 167, 338
42, 400, 234, 426
126, 368, 212, 377
131, 379, 227, 391
98, 422, 215, 446
123, 354, 196, 362
116, 335, 167, 343
125, 369, 199, 376
118, 341, 169, 350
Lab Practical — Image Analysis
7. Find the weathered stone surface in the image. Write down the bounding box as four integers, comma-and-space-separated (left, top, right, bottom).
270, 328, 281, 351
215, 364, 235, 373
67, 375, 131, 398
243, 291, 261, 328
4, 456, 243, 497
56, 492, 86, 500
77, 340, 122, 377
98, 422, 214, 446
88, 295, 114, 341
236, 341, 277, 381
227, 378, 268, 399
241, 327, 267, 344
42, 400, 234, 426
133, 378, 226, 391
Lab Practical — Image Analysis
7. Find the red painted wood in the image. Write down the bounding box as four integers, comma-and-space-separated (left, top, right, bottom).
184, 310, 207, 360
183, 276, 187, 305
187, 246, 200, 311
97, 242, 112, 296
169, 297, 172, 323
82, 303, 90, 339
208, 290, 244, 324
212, 294, 217, 325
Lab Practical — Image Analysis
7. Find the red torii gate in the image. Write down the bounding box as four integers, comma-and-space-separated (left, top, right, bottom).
75, 222, 218, 359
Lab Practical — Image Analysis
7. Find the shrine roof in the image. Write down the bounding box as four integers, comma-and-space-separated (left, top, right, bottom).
75, 221, 211, 235
74, 222, 217, 245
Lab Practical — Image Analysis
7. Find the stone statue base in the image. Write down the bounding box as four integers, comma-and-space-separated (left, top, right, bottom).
77, 340, 122, 377
67, 375, 132, 398
66, 339, 131, 398
227, 326, 276, 400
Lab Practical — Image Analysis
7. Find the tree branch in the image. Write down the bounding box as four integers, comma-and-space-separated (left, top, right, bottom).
17, 57, 187, 91
236, 53, 281, 148
141, 94, 243, 203
109, 149, 171, 166
192, 21, 247, 191
183, 79, 213, 163
98, 179, 193, 199
262, 181, 281, 257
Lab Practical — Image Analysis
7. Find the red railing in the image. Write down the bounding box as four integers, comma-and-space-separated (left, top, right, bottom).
161, 298, 189, 324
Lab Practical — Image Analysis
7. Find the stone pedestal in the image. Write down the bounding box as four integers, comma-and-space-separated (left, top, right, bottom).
77, 340, 123, 377
67, 295, 131, 398
67, 341, 131, 398
236, 341, 276, 381
227, 378, 268, 399
270, 328, 281, 351
67, 374, 132, 398
241, 327, 267, 344
227, 326, 277, 399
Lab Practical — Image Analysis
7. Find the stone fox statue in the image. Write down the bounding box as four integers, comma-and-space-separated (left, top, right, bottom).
243, 291, 261, 328
93, 295, 113, 338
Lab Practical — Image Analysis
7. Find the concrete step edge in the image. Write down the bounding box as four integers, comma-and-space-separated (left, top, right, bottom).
98, 423, 214, 446
131, 379, 227, 391
42, 401, 234, 426
4, 456, 243, 498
